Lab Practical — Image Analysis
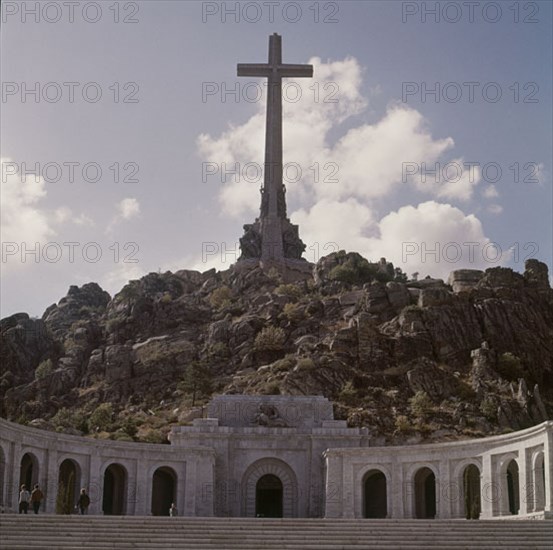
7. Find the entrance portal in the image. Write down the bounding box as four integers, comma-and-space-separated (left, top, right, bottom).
19, 453, 39, 491
255, 474, 283, 518
506, 460, 519, 515
414, 467, 436, 519
463, 465, 481, 519
102, 463, 127, 515
364, 470, 387, 518
57, 459, 80, 515
151, 467, 176, 516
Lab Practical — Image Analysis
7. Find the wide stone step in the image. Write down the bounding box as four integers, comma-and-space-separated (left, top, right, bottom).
1, 516, 551, 550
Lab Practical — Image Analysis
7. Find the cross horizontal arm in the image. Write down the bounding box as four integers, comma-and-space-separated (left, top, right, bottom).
277, 64, 314, 78
237, 64, 272, 77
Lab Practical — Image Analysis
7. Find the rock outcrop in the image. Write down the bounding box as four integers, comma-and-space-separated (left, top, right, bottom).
1, 256, 551, 443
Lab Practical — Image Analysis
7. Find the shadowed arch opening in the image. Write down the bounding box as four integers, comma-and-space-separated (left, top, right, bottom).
0, 446, 6, 506
242, 458, 298, 518
463, 465, 481, 519
19, 452, 39, 493
57, 459, 81, 515
414, 467, 436, 519
255, 474, 283, 517
363, 470, 387, 518
506, 460, 519, 515
151, 466, 176, 516
102, 463, 127, 515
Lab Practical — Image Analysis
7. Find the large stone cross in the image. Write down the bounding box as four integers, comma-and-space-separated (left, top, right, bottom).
237, 33, 313, 262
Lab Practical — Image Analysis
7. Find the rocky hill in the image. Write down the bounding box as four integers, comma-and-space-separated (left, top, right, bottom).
1, 253, 551, 445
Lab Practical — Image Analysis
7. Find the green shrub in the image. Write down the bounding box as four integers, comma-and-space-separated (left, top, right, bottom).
338, 381, 358, 405
89, 403, 114, 432
178, 361, 213, 406
275, 284, 301, 301
261, 381, 281, 395
409, 391, 433, 419
50, 408, 89, 433
395, 415, 411, 433
254, 326, 286, 351
160, 292, 172, 304
296, 357, 316, 371
209, 286, 232, 309
35, 359, 54, 380
480, 396, 498, 420
496, 353, 524, 381
282, 302, 304, 321
141, 429, 167, 444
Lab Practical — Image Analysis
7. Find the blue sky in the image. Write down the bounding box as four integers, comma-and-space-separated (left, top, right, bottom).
1, 0, 552, 317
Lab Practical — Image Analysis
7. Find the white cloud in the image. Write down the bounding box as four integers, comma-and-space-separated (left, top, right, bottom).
118, 198, 141, 220
106, 197, 141, 234
487, 204, 503, 215
101, 262, 146, 295
482, 185, 499, 198
1, 157, 54, 246
194, 57, 506, 280
294, 199, 505, 279
370, 201, 503, 279
198, 57, 482, 222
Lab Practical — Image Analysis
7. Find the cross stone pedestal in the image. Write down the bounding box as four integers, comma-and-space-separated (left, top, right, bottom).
235, 33, 314, 281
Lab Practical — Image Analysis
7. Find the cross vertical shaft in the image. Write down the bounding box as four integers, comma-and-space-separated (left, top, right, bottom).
237, 33, 313, 263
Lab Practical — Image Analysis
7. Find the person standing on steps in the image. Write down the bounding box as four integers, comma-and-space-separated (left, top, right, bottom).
18, 485, 30, 514
169, 502, 178, 517
30, 484, 44, 514
77, 488, 90, 515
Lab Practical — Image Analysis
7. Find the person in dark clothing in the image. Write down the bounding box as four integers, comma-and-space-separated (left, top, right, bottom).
77, 488, 90, 515
30, 484, 44, 514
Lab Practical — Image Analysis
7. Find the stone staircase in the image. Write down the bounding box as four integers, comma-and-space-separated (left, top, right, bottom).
0, 515, 551, 549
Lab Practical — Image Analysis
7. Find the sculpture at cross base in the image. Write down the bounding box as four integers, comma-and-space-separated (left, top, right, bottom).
236, 33, 313, 278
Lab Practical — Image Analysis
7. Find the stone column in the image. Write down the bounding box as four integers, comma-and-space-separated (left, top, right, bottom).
194, 452, 215, 517
44, 448, 58, 514
6, 441, 20, 512
134, 460, 149, 515
437, 459, 450, 519
182, 458, 196, 516
88, 454, 102, 515
518, 447, 529, 516
479, 453, 495, 519
544, 426, 553, 518
323, 452, 342, 518
390, 459, 404, 518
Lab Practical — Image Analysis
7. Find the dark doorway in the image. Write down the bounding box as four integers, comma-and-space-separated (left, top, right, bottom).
102, 463, 127, 515
151, 467, 176, 516
506, 460, 519, 515
414, 467, 436, 519
463, 465, 481, 519
255, 474, 283, 518
57, 459, 80, 515
19, 453, 39, 491
0, 447, 5, 506
364, 470, 387, 518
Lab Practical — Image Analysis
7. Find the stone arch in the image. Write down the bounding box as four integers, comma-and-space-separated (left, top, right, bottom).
0, 445, 6, 506
413, 466, 437, 519
363, 469, 387, 518
500, 458, 519, 515
242, 458, 298, 518
57, 458, 82, 514
531, 451, 545, 512
451, 458, 482, 519
151, 466, 177, 516
19, 452, 40, 492
102, 463, 128, 515
462, 464, 481, 519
